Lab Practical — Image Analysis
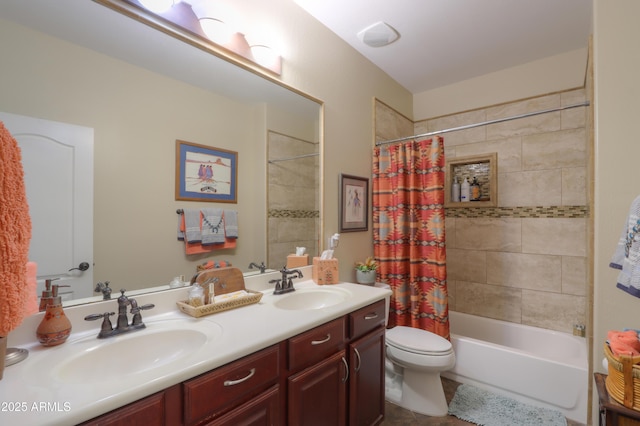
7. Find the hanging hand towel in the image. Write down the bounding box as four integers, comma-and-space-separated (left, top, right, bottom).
0, 121, 32, 337
201, 208, 225, 245
610, 194, 640, 297
224, 210, 238, 239
184, 209, 202, 243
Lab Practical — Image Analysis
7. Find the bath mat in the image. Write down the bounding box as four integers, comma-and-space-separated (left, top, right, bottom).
448, 383, 567, 426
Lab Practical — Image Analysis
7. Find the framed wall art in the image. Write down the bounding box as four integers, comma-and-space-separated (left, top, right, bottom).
175, 140, 238, 203
339, 174, 369, 232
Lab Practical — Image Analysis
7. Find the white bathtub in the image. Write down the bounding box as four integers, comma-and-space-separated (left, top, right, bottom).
442, 311, 588, 424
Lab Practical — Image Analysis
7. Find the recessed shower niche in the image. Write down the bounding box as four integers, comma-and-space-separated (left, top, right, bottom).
445, 153, 497, 208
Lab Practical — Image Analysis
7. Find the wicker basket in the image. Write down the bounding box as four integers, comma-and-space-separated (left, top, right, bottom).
176, 290, 262, 318
176, 267, 262, 318
604, 342, 640, 410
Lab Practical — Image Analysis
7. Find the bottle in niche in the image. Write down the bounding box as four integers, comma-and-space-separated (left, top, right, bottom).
460, 177, 470, 202
451, 176, 461, 202
470, 176, 481, 201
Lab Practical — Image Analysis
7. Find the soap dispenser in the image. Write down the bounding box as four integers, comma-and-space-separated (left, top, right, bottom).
36, 282, 72, 347
38, 278, 58, 312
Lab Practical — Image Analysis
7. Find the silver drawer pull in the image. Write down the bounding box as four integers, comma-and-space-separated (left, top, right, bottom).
341, 356, 349, 383
354, 348, 362, 372
364, 313, 379, 320
311, 333, 331, 345
224, 368, 255, 386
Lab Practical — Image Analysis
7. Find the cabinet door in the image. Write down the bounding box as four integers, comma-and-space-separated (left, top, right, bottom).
206, 385, 280, 426
349, 327, 385, 426
288, 350, 347, 426
79, 385, 181, 426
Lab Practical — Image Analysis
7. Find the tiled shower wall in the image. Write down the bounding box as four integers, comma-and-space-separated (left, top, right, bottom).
376, 89, 589, 333
267, 131, 320, 269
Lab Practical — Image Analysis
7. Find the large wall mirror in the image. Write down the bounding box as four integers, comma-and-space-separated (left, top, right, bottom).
0, 0, 322, 305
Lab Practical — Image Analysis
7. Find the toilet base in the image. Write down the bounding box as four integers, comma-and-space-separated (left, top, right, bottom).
385, 370, 449, 417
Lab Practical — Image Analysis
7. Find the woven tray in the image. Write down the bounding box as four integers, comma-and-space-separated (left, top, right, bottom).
176, 290, 262, 318
604, 342, 640, 410
176, 267, 262, 318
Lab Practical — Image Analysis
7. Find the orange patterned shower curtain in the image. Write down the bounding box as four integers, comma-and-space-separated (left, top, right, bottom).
372, 137, 449, 339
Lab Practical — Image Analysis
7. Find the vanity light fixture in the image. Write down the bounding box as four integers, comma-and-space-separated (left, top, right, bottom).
126, 0, 283, 75
138, 0, 179, 13
189, 0, 238, 46
249, 44, 280, 70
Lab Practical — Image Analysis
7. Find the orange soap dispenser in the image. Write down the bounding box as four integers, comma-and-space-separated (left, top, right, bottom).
36, 280, 72, 347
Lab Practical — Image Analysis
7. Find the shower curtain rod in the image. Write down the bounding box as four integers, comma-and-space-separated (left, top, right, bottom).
375, 101, 590, 146
268, 152, 319, 164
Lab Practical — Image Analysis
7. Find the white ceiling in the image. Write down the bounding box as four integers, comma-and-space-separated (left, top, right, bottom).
294, 0, 593, 94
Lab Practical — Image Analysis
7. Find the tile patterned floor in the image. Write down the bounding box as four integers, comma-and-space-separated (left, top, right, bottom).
381, 378, 584, 425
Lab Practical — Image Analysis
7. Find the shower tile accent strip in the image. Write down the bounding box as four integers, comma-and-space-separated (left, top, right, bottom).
269, 209, 320, 219
445, 205, 589, 219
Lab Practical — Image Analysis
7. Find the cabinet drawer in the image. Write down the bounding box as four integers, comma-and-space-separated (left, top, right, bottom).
349, 300, 385, 339
288, 317, 346, 372
183, 344, 280, 425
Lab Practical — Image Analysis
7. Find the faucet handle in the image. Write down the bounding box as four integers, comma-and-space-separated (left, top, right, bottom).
269, 279, 283, 294
85, 312, 115, 336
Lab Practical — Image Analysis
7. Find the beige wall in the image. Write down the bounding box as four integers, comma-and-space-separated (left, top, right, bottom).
413, 48, 588, 119
593, 0, 640, 420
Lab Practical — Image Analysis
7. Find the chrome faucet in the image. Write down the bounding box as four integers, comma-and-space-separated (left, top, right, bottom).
84, 289, 155, 338
248, 261, 267, 273
272, 267, 303, 295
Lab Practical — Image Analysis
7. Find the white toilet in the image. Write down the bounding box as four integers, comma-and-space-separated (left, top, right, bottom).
375, 283, 456, 417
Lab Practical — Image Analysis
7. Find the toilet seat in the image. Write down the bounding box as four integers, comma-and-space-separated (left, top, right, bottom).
386, 326, 453, 356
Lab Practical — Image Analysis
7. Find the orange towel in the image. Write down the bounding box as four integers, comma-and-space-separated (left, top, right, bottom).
0, 121, 32, 337
24, 262, 38, 316
608, 330, 640, 356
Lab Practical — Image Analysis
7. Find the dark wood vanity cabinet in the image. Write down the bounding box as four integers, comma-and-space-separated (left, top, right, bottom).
79, 385, 182, 426
183, 343, 282, 426
347, 300, 386, 426
84, 299, 386, 426
287, 300, 386, 426
287, 317, 348, 425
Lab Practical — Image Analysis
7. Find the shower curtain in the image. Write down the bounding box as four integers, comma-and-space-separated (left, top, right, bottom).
372, 136, 449, 339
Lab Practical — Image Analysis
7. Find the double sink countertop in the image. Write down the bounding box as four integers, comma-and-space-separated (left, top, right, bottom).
0, 266, 390, 425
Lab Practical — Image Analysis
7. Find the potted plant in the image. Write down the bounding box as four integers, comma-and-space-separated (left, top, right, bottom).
355, 256, 378, 285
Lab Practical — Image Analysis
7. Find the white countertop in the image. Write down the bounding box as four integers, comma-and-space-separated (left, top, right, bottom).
0, 268, 390, 425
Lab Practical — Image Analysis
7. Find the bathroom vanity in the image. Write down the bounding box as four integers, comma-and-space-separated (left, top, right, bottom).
1, 269, 390, 425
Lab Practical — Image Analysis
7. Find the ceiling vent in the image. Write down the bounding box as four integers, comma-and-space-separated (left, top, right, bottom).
357, 21, 399, 47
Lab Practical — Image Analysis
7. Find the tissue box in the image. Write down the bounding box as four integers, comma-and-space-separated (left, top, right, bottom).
312, 257, 339, 285
287, 254, 309, 268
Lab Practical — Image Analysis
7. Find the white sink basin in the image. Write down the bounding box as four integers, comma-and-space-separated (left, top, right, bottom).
273, 287, 351, 310
41, 317, 222, 384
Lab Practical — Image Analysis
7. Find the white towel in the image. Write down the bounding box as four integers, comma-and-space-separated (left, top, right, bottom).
184, 209, 202, 243
610, 194, 640, 297
224, 210, 238, 239
201, 208, 225, 245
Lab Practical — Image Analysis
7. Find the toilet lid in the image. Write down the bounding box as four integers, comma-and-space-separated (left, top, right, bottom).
386, 326, 452, 355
